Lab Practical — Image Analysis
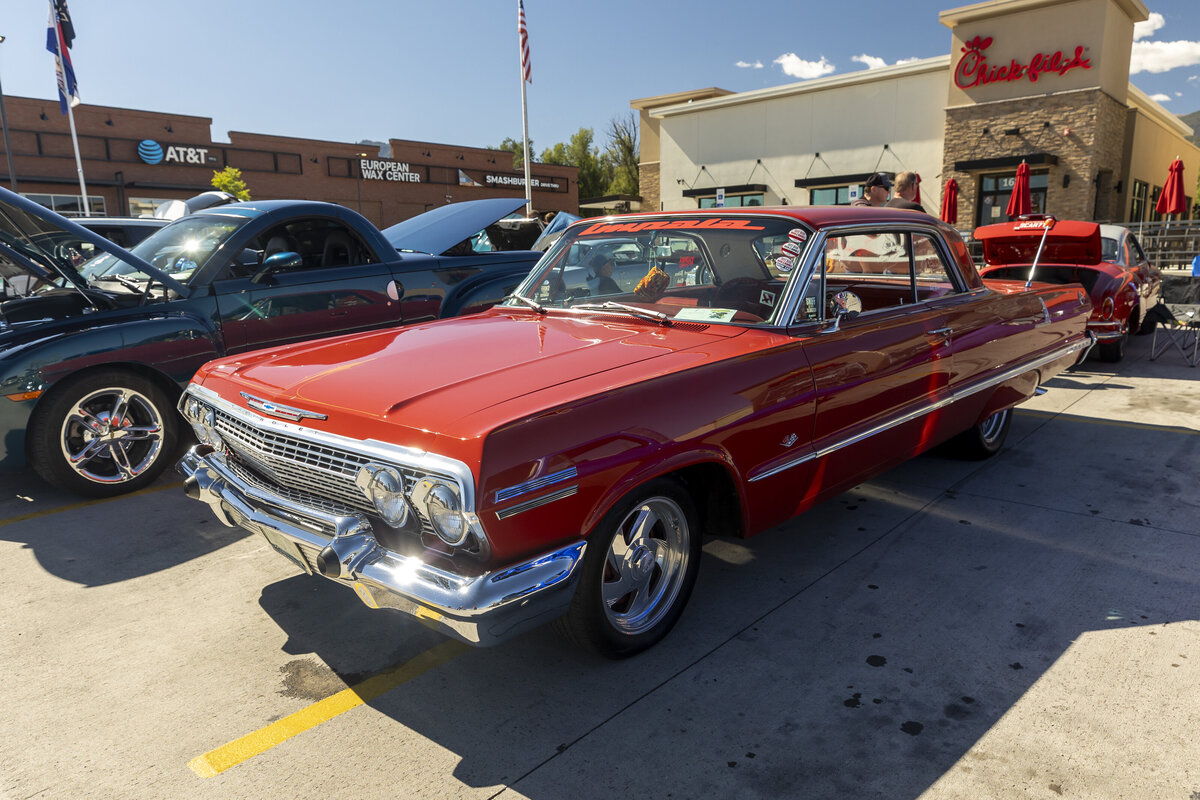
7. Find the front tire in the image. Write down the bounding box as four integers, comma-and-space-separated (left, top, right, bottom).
28, 370, 178, 497
557, 478, 701, 657
949, 408, 1012, 461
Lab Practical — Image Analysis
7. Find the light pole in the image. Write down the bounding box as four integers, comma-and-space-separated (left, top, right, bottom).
0, 35, 18, 192
355, 152, 367, 214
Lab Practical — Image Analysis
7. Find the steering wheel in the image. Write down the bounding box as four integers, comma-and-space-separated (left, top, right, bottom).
711, 277, 766, 313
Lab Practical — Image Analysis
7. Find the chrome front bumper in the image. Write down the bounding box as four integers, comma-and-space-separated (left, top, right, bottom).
177, 445, 586, 647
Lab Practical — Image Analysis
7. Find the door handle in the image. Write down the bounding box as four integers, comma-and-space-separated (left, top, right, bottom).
930, 327, 953, 337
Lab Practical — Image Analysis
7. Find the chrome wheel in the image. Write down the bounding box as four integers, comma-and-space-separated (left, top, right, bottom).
59, 385, 165, 484
977, 408, 1011, 446
601, 495, 692, 635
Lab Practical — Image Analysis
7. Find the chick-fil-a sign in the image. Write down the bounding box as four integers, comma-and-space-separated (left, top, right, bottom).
954, 35, 1091, 90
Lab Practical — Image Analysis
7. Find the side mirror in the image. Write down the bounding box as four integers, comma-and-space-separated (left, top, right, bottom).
827, 290, 862, 332
252, 251, 303, 284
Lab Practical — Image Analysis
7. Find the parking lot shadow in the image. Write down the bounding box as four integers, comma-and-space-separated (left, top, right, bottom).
250, 440, 1200, 798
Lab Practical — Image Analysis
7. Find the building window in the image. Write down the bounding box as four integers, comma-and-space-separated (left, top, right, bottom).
128, 197, 173, 217
698, 193, 764, 208
1148, 186, 1162, 222
24, 193, 106, 216
809, 185, 856, 206
1129, 180, 1148, 223
977, 170, 1048, 225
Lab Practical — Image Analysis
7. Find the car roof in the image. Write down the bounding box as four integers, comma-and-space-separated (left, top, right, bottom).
577, 205, 944, 229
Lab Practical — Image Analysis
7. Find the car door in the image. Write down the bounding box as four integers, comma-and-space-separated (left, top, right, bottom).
213, 217, 403, 353
793, 227, 963, 489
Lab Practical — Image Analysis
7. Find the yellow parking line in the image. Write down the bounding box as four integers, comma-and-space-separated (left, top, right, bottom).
0, 480, 183, 528
189, 639, 469, 778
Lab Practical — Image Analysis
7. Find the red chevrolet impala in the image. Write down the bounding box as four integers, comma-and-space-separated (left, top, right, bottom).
178, 207, 1093, 656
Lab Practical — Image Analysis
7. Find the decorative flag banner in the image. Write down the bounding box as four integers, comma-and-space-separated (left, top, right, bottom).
519, 0, 532, 83
46, 1, 79, 114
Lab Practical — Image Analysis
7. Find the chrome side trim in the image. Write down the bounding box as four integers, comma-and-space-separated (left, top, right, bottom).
495, 466, 578, 503
747, 335, 1091, 483
496, 485, 579, 520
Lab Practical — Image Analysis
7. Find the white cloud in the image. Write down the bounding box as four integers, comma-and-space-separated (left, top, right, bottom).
1133, 12, 1165, 41
1149, 92, 1172, 102
1131, 40, 1200, 73
895, 56, 922, 65
852, 53, 888, 70
1189, 75, 1199, 82
735, 60, 763, 69
774, 53, 836, 79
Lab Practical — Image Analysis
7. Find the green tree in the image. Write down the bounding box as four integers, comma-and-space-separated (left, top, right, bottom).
602, 113, 639, 196
541, 128, 610, 200
211, 166, 250, 201
496, 137, 533, 169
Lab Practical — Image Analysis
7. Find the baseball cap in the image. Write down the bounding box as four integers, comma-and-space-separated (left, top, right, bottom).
864, 173, 893, 190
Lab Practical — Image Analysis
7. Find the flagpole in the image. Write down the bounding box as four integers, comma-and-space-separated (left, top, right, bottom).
518, 1, 531, 217
64, 97, 88, 215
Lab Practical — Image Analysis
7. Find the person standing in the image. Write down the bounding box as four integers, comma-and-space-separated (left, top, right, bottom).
852, 173, 891, 207
885, 171, 924, 211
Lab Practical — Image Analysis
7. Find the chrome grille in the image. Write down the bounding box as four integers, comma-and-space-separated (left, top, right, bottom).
212, 408, 439, 536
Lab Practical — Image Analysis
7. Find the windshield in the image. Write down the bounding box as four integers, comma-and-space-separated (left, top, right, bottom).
83, 215, 248, 282
507, 215, 809, 326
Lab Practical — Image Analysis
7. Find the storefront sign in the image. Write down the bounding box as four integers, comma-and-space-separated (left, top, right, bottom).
137, 139, 211, 166
483, 173, 563, 191
954, 35, 1091, 90
359, 159, 421, 182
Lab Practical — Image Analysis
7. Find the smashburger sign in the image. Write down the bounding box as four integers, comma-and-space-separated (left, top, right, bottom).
954, 35, 1091, 89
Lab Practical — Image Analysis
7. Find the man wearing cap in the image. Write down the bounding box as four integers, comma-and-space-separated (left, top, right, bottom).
884, 171, 924, 211
852, 173, 891, 206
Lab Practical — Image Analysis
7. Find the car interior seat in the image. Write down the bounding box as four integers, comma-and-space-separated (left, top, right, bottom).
264, 232, 300, 260
321, 230, 355, 267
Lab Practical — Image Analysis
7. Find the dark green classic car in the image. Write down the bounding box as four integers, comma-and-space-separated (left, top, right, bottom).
0, 189, 542, 496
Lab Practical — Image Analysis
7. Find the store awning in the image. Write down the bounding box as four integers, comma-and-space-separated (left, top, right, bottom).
682, 183, 768, 197
953, 153, 1059, 172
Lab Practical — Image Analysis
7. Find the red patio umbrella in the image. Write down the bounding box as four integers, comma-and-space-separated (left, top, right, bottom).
1154, 157, 1186, 217
940, 178, 958, 224
1005, 161, 1031, 218
913, 173, 922, 205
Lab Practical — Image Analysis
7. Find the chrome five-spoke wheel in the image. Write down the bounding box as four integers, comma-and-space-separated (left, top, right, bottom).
29, 370, 179, 497
557, 477, 701, 657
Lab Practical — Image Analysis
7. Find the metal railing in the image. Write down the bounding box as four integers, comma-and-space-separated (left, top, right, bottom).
1117, 220, 1200, 271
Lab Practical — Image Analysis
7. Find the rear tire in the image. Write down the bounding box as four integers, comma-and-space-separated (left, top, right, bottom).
949, 408, 1012, 461
556, 478, 701, 658
28, 369, 178, 497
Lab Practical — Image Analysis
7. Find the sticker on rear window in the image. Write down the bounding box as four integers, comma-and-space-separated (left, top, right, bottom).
775, 255, 795, 272
787, 228, 808, 243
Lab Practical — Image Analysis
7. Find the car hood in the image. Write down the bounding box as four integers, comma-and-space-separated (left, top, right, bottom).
197, 310, 742, 439
0, 187, 189, 297
382, 197, 531, 255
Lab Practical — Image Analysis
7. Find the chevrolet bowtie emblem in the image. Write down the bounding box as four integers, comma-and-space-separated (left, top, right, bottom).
240, 392, 328, 421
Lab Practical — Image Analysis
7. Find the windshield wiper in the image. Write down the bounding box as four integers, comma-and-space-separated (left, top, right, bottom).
507, 293, 547, 314
571, 302, 672, 325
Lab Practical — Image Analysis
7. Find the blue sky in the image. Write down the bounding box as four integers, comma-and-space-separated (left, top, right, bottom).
2, 0, 1198, 156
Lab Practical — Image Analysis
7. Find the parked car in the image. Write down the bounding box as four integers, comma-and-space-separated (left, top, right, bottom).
177, 207, 1093, 656
0, 188, 541, 496
975, 216, 1161, 362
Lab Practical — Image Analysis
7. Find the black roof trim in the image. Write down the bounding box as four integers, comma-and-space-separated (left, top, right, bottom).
953, 153, 1059, 171
682, 183, 769, 198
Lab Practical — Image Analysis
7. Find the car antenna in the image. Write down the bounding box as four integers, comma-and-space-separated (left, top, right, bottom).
1020, 213, 1057, 288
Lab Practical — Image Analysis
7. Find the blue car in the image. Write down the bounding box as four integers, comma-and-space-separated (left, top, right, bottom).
0, 189, 543, 496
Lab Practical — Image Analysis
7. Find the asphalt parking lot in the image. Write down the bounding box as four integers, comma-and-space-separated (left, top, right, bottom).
2, 332, 1198, 800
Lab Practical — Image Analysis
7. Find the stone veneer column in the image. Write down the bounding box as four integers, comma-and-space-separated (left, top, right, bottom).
639, 161, 660, 213
941, 88, 1129, 225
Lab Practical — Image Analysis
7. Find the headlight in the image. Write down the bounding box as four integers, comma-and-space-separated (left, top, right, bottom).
183, 396, 202, 422
426, 484, 467, 545
355, 464, 411, 528
198, 406, 223, 450
412, 478, 469, 546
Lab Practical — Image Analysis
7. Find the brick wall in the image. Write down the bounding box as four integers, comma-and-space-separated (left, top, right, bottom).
941, 89, 1129, 226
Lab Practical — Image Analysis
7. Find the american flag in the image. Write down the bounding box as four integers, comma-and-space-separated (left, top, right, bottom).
518, 0, 531, 83
45, 0, 79, 114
